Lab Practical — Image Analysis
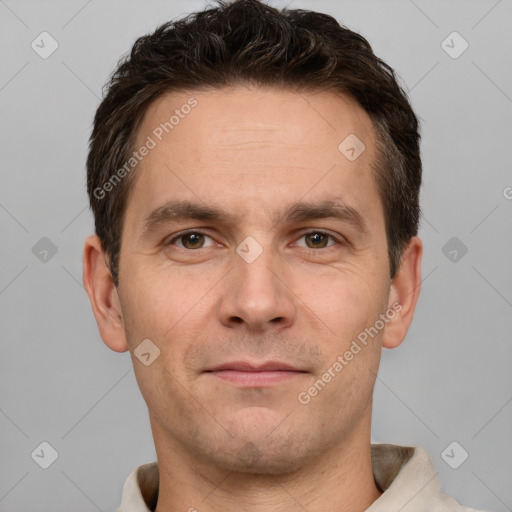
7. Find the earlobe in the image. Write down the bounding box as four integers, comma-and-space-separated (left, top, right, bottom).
382, 236, 423, 350
82, 235, 129, 353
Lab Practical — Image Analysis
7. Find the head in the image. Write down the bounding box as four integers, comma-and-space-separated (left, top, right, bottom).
83, 0, 422, 475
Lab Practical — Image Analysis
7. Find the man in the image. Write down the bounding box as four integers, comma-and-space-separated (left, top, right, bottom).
82, 0, 486, 510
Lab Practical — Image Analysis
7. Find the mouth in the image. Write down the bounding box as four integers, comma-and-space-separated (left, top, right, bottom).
204, 361, 308, 387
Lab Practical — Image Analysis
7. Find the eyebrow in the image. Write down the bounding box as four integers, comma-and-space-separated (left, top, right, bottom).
141, 198, 369, 238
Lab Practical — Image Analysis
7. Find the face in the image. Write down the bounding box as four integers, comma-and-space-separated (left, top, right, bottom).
96, 86, 412, 474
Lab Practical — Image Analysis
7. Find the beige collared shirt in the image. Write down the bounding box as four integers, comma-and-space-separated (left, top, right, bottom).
117, 444, 489, 511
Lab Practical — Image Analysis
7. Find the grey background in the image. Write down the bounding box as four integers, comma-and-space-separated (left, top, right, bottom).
1, 0, 511, 510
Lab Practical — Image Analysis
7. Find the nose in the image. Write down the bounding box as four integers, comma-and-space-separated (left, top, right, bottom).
218, 242, 297, 332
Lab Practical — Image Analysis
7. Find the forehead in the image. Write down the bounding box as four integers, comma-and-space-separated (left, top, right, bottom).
136, 86, 375, 161
126, 86, 382, 234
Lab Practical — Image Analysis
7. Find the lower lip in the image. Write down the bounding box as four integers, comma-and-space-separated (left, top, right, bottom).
207, 370, 306, 386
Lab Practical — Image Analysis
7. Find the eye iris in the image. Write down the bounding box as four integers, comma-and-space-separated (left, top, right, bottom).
178, 233, 330, 249
182, 233, 204, 249
306, 233, 328, 248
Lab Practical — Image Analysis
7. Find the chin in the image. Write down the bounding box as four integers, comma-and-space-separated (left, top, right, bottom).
211, 443, 312, 476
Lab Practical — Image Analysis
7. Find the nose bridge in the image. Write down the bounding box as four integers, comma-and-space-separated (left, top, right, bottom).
236, 232, 283, 298
219, 232, 296, 329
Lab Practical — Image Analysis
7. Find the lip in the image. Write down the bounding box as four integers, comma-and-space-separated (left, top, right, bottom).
206, 361, 304, 372
204, 361, 308, 387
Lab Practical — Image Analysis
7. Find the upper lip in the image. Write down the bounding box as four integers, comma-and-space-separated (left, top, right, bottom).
206, 361, 306, 372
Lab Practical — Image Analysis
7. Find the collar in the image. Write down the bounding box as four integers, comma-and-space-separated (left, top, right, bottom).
116, 444, 476, 512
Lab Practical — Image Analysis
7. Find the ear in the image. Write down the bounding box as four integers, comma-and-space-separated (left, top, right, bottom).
382, 236, 423, 349
82, 235, 129, 353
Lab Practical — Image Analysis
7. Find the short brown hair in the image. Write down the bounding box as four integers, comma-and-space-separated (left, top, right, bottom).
87, 0, 421, 287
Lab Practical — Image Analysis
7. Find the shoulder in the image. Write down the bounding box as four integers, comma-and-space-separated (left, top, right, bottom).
369, 444, 492, 511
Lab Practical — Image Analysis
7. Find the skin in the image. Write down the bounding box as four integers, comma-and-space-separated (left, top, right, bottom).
83, 86, 422, 512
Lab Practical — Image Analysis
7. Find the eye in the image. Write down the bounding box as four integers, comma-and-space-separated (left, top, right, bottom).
167, 230, 216, 250
165, 229, 342, 251
295, 231, 339, 249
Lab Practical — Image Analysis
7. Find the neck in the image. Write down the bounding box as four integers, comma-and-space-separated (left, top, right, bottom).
153, 419, 382, 512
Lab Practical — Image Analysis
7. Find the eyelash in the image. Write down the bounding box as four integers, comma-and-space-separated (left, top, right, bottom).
165, 229, 343, 251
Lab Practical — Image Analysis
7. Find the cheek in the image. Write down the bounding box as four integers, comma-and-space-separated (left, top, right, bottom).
302, 268, 386, 344
119, 267, 219, 389
302, 277, 384, 410
119, 258, 209, 340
